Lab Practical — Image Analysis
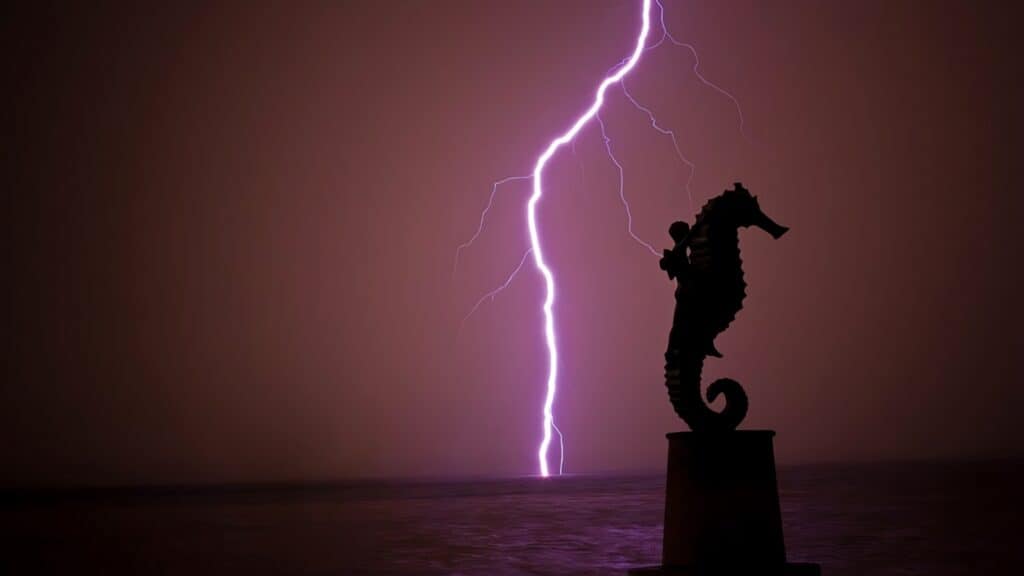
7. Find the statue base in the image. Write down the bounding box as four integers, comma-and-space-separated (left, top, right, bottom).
629, 430, 820, 575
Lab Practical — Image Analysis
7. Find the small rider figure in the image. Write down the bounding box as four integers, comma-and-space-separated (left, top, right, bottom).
660, 220, 724, 359
659, 220, 691, 283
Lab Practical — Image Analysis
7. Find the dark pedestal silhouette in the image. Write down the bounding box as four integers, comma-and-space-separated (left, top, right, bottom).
630, 431, 820, 575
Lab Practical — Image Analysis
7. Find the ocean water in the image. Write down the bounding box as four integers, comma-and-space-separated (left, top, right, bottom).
2, 460, 1021, 575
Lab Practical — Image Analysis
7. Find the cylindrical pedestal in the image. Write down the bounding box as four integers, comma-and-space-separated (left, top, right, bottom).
663, 430, 785, 568
631, 430, 820, 575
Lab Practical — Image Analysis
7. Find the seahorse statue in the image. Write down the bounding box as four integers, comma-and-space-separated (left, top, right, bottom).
658, 183, 789, 432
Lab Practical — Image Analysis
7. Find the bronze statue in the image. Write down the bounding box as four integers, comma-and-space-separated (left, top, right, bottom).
660, 183, 788, 432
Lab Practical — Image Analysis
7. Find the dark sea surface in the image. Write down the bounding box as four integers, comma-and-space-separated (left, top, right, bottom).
2, 460, 1021, 575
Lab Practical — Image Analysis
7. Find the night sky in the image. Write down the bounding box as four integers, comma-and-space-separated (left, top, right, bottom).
5, 0, 1023, 487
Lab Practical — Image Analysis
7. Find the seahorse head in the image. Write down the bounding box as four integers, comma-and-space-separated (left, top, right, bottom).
722, 182, 789, 239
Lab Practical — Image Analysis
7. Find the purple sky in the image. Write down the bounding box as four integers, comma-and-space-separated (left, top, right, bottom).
5, 0, 1023, 486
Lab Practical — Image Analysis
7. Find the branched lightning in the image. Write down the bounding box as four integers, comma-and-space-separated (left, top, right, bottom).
595, 110, 661, 257
619, 80, 696, 213
455, 0, 749, 477
453, 175, 532, 277
552, 422, 564, 475
649, 0, 749, 140
459, 247, 533, 329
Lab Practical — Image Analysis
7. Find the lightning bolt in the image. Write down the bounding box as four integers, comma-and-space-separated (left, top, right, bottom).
528, 0, 652, 478
455, 0, 748, 477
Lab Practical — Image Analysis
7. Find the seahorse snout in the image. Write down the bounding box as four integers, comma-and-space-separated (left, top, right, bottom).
754, 211, 789, 239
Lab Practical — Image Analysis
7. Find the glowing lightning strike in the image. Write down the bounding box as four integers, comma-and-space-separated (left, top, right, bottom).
530, 0, 652, 478
456, 0, 750, 478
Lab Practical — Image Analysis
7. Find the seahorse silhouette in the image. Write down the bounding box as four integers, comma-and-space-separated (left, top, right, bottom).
658, 183, 788, 431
